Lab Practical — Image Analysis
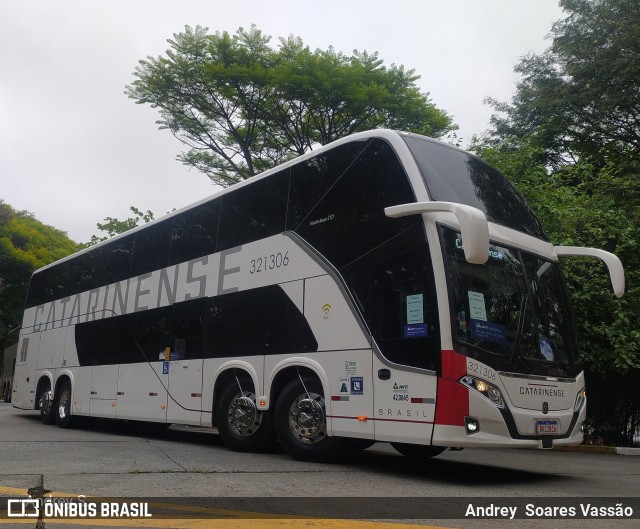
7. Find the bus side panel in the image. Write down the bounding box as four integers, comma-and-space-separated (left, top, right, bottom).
372, 355, 437, 444
69, 366, 92, 415
89, 365, 118, 418
167, 358, 202, 425
303, 275, 370, 352
37, 328, 67, 371
116, 362, 168, 422
12, 332, 41, 410
319, 349, 374, 439
301, 274, 373, 438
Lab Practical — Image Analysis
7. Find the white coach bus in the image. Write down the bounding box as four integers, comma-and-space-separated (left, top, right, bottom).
12, 130, 625, 461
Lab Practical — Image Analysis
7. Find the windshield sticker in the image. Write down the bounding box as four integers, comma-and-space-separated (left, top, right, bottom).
468, 291, 487, 321
406, 294, 424, 324
404, 324, 428, 338
454, 237, 504, 261
470, 319, 507, 344
540, 338, 554, 361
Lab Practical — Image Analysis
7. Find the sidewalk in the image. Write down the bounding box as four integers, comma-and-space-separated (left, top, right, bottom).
554, 444, 640, 455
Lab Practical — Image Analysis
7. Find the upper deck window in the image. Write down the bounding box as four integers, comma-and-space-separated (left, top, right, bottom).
402, 135, 547, 240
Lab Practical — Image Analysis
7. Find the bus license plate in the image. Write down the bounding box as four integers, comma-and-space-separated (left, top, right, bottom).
536, 419, 560, 435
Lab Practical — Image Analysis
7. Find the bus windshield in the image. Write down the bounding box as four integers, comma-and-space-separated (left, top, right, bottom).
441, 227, 580, 378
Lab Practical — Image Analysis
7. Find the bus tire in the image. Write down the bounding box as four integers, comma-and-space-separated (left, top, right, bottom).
38, 386, 55, 425
390, 442, 446, 459
216, 379, 274, 453
274, 377, 342, 462
55, 380, 74, 429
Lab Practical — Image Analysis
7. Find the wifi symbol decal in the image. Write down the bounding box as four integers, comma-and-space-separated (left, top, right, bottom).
322, 304, 331, 319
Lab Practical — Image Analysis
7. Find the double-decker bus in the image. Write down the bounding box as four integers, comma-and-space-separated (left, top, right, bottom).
12, 130, 624, 461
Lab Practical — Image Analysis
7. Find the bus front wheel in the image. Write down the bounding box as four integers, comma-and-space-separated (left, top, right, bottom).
216, 379, 274, 453
274, 377, 342, 462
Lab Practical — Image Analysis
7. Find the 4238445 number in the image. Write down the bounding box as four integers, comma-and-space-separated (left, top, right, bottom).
249, 251, 290, 274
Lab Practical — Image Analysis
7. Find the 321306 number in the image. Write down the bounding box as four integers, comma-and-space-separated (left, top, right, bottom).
249, 251, 290, 274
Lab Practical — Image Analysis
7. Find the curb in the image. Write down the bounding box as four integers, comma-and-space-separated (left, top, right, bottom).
553, 445, 640, 455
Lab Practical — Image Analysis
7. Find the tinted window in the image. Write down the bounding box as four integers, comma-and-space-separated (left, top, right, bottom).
131, 219, 173, 276
218, 170, 289, 251
441, 226, 579, 377
170, 199, 220, 265
76, 298, 206, 366
204, 285, 317, 358
289, 138, 440, 369
344, 222, 440, 371
403, 135, 547, 239
135, 300, 204, 361
75, 313, 137, 366
101, 236, 134, 285
289, 138, 417, 269
25, 273, 45, 308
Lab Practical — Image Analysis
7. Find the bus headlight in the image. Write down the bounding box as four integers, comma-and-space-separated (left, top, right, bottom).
574, 388, 586, 412
461, 376, 505, 409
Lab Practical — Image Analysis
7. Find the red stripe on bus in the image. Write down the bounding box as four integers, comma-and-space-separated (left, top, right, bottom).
441, 349, 467, 380
434, 377, 468, 426
327, 415, 434, 425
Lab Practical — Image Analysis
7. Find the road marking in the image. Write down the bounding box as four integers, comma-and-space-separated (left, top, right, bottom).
0, 485, 456, 529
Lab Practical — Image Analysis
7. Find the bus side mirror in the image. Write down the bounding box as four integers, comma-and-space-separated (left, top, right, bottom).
554, 246, 625, 298
385, 201, 490, 265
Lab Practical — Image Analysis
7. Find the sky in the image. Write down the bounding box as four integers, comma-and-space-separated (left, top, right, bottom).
0, 0, 566, 244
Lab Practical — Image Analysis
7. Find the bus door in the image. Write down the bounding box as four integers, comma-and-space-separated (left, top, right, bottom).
366, 244, 440, 445
372, 356, 438, 444
167, 352, 203, 425
166, 301, 206, 425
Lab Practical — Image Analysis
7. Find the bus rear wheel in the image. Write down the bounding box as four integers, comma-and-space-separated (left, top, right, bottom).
274, 377, 342, 462
55, 380, 74, 429
216, 379, 274, 453
390, 442, 445, 459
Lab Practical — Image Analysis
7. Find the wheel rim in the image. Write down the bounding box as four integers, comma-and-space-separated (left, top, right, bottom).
39, 391, 52, 414
58, 390, 70, 420
227, 391, 261, 437
288, 392, 326, 444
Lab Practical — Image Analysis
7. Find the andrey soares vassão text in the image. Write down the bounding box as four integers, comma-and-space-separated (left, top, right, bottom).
465, 502, 634, 519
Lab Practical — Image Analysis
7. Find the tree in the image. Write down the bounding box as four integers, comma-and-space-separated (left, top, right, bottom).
82, 206, 155, 248
472, 138, 640, 445
486, 0, 640, 171
0, 201, 78, 339
126, 25, 455, 187
477, 0, 640, 446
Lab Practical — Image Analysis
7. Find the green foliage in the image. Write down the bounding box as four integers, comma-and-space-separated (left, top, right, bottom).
476, 0, 639, 444
486, 0, 640, 170
126, 25, 455, 187
472, 136, 640, 444
81, 206, 155, 248
0, 200, 78, 338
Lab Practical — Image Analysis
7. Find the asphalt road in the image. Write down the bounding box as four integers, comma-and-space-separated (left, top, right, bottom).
0, 403, 638, 529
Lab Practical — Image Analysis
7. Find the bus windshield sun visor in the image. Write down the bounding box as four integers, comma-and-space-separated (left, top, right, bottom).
555, 246, 625, 298
385, 201, 489, 265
